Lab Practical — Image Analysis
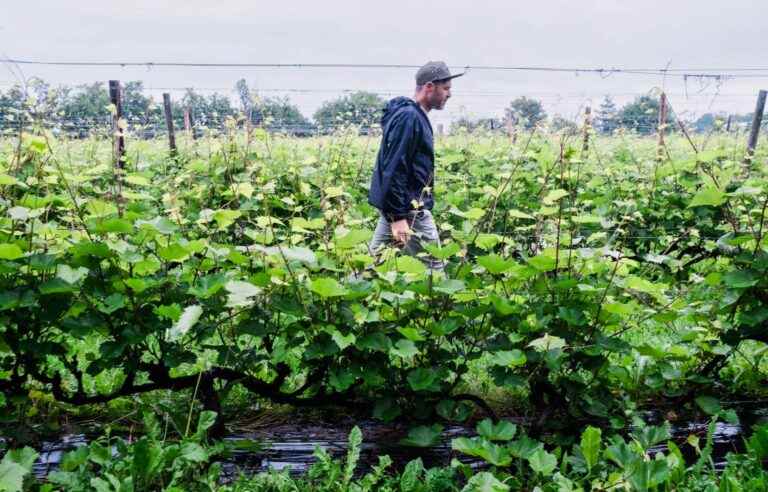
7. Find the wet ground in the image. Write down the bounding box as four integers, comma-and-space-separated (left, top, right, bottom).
11, 402, 768, 480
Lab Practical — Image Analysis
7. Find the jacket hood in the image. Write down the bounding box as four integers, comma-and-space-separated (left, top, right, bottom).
381, 97, 419, 127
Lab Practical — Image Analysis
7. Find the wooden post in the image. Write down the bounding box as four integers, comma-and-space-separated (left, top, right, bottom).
506, 118, 517, 144
581, 106, 591, 157
109, 80, 126, 169
183, 108, 192, 137
657, 92, 668, 161
189, 107, 198, 140
676, 117, 698, 154
726, 114, 732, 132
436, 123, 444, 137
108, 80, 125, 217
162, 93, 177, 157
745, 89, 767, 164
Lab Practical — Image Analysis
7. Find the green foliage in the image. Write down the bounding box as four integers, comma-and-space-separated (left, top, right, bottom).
504, 97, 547, 129
617, 94, 675, 135
0, 125, 767, 490
313, 91, 385, 131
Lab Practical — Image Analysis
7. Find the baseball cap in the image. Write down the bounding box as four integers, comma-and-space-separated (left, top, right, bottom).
415, 61, 465, 86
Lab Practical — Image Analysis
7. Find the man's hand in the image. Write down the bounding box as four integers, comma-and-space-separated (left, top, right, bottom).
390, 219, 412, 245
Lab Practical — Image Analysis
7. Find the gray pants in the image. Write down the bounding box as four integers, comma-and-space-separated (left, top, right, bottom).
369, 210, 444, 271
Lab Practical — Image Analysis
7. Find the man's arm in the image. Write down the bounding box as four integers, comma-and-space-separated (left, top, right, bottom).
380, 112, 419, 224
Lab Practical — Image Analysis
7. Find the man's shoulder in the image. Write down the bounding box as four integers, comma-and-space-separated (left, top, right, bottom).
390, 103, 420, 120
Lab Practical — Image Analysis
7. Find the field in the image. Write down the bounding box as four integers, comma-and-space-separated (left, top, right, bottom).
0, 126, 767, 491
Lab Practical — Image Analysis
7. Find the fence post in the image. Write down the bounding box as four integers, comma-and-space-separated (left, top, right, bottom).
183, 108, 192, 138
726, 114, 732, 132
745, 89, 767, 164
581, 106, 591, 157
108, 80, 125, 217
437, 123, 444, 137
676, 117, 698, 154
162, 93, 177, 157
657, 92, 668, 161
506, 118, 517, 144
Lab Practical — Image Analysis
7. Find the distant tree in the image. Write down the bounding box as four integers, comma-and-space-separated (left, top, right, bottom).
0, 85, 25, 115
693, 113, 729, 133
504, 97, 547, 130
313, 91, 385, 131
121, 81, 157, 125
450, 117, 504, 133
235, 79, 262, 125
549, 115, 579, 135
181, 88, 208, 126
180, 89, 236, 129
259, 96, 313, 134
596, 96, 618, 134
207, 93, 236, 127
60, 82, 111, 124
617, 95, 674, 135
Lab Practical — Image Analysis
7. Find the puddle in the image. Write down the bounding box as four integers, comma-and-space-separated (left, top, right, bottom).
6, 404, 766, 481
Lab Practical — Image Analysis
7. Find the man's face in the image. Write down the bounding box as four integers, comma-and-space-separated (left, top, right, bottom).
427, 80, 452, 110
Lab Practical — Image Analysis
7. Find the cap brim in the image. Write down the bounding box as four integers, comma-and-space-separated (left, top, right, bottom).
436, 72, 465, 82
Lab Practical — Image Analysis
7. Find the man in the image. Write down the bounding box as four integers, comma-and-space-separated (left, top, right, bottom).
368, 61, 463, 270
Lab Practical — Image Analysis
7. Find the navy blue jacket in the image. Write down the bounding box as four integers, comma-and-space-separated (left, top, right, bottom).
368, 97, 434, 222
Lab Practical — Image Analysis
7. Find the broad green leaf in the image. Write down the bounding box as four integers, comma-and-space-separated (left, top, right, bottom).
86, 199, 118, 218
723, 270, 759, 289
158, 243, 190, 262
423, 242, 461, 260
7, 206, 29, 221
167, 305, 203, 341
475, 233, 502, 251
0, 174, 22, 186
400, 424, 443, 447
136, 216, 178, 234
225, 280, 261, 307
95, 218, 133, 233
543, 188, 569, 204
56, 265, 89, 284
373, 398, 402, 421
695, 395, 722, 415
461, 472, 509, 492
335, 229, 372, 249
280, 246, 317, 265
477, 419, 517, 441
330, 330, 356, 350
527, 253, 557, 272
212, 209, 241, 229
124, 174, 150, 186
627, 458, 669, 491
528, 334, 566, 351
310, 277, 347, 298
179, 442, 207, 462
452, 437, 512, 467
396, 255, 426, 274
397, 327, 426, 341
528, 448, 558, 475
688, 187, 726, 207
0, 446, 37, 492
581, 426, 602, 472
407, 368, 439, 391
0, 244, 23, 260
488, 350, 526, 367
434, 279, 465, 295
390, 339, 419, 358
99, 293, 126, 314
509, 209, 534, 220
477, 254, 515, 274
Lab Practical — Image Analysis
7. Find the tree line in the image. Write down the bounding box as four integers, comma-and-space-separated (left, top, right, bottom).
0, 78, 761, 136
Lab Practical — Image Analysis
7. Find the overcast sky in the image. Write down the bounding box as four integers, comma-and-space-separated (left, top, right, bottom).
2, 0, 767, 126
